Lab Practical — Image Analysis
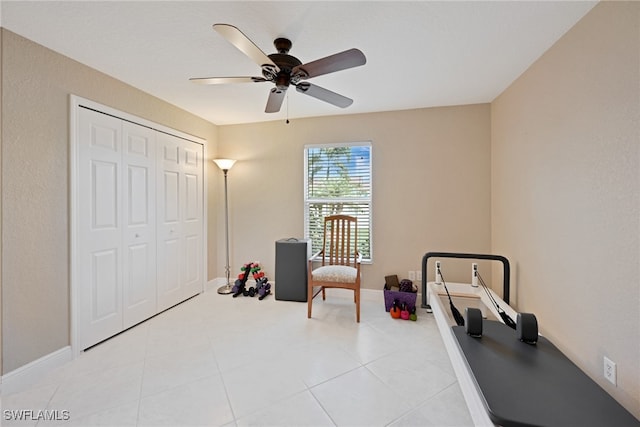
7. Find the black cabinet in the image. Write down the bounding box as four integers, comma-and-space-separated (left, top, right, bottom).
275, 238, 311, 302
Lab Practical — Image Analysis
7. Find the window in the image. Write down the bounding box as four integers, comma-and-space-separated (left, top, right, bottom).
304, 142, 372, 261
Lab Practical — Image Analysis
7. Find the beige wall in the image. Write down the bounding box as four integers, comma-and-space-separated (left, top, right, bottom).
3, 1, 638, 418
216, 105, 492, 291
0, 29, 219, 374
491, 1, 639, 418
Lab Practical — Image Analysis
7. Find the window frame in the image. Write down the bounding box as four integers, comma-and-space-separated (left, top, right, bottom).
303, 141, 373, 263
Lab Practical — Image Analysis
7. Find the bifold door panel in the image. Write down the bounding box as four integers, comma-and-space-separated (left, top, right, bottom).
77, 107, 203, 350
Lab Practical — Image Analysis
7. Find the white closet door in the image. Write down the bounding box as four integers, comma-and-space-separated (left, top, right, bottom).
156, 133, 204, 311
78, 108, 123, 349
156, 133, 185, 311
181, 140, 204, 299
75, 100, 204, 350
122, 122, 157, 328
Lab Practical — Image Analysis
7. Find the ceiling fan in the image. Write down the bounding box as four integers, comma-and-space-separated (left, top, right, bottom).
190, 24, 367, 113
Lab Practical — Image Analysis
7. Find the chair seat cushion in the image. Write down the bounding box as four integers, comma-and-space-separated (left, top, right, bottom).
312, 265, 357, 283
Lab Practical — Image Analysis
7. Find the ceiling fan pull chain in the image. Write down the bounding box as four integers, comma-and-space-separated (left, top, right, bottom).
286, 92, 290, 124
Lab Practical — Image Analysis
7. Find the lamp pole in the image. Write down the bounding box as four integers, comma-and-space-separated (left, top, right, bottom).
213, 159, 236, 294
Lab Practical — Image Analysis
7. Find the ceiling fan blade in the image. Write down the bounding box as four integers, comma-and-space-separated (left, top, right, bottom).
265, 88, 286, 113
189, 76, 266, 85
295, 82, 353, 108
213, 24, 279, 71
293, 48, 366, 79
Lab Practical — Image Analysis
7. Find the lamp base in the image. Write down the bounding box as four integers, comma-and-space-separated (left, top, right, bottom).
217, 283, 234, 295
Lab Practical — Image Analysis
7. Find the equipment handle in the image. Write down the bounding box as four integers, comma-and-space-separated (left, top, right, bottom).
421, 252, 510, 310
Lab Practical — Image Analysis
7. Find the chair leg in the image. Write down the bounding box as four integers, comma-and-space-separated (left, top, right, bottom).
307, 283, 312, 319
322, 287, 326, 300
355, 289, 360, 323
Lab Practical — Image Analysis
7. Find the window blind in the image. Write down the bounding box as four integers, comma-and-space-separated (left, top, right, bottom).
304, 143, 372, 260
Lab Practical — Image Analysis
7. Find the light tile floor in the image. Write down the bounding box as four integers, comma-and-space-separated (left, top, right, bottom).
2, 290, 473, 426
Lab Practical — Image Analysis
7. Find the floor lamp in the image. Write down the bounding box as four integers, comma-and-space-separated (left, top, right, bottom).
213, 158, 237, 294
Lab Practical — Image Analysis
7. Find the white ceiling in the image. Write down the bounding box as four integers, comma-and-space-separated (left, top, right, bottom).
2, 1, 597, 126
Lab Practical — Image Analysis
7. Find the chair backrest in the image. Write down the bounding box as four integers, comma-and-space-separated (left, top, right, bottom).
321, 215, 359, 267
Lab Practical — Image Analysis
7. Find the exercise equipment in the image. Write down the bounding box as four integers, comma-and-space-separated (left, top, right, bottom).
424, 252, 639, 427
453, 319, 638, 426
476, 269, 516, 329
465, 306, 538, 345
390, 300, 401, 319
400, 303, 410, 320
516, 312, 538, 344
256, 277, 271, 300
464, 307, 483, 338
421, 252, 511, 311
232, 262, 252, 297
472, 268, 538, 343
437, 265, 465, 326
232, 262, 273, 300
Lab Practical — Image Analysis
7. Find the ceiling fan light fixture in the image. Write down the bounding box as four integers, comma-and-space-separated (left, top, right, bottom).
275, 73, 290, 90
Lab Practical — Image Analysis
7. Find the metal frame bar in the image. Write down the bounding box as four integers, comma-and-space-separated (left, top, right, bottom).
421, 252, 510, 310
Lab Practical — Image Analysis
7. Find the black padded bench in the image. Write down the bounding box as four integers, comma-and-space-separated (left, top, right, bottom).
453, 320, 639, 427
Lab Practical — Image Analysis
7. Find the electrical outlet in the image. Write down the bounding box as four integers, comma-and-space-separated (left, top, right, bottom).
604, 356, 617, 386
416, 270, 422, 281
408, 271, 416, 281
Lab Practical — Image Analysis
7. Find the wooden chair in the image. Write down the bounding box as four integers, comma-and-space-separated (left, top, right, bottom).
307, 215, 362, 322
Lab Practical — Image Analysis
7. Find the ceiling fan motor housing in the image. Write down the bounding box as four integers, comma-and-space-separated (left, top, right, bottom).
263, 38, 305, 90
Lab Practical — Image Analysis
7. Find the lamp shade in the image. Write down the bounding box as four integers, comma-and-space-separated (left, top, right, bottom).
213, 158, 236, 171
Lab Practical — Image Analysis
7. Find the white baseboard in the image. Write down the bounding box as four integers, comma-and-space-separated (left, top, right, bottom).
1, 346, 73, 395
207, 277, 422, 304
206, 277, 229, 292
